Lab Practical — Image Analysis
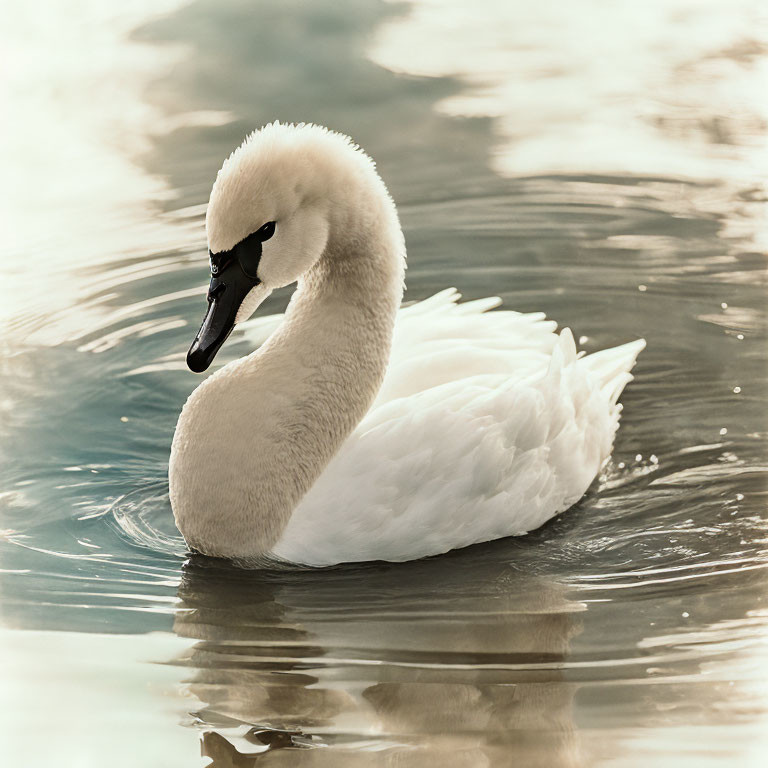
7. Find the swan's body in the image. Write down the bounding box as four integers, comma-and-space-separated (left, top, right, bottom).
169, 123, 644, 567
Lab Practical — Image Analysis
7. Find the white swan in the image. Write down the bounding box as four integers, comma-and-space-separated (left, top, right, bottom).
169, 122, 644, 567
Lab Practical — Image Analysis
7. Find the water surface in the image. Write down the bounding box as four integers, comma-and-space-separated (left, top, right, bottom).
1, 1, 767, 765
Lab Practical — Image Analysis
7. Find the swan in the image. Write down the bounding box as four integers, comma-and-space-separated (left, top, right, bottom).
169, 122, 644, 567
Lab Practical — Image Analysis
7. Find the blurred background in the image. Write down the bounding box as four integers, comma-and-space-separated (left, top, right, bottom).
1, 0, 766, 766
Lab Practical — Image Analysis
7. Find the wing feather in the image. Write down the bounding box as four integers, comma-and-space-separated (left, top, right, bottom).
267, 290, 643, 565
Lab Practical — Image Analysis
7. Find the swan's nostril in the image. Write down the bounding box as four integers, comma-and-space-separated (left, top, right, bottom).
207, 282, 226, 301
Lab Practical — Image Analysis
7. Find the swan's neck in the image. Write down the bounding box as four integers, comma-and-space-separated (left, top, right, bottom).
170, 201, 405, 561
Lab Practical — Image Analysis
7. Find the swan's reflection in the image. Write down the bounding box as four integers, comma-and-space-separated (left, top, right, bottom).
174, 546, 583, 766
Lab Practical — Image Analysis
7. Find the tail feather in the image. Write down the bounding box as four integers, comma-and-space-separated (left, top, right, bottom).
582, 338, 645, 404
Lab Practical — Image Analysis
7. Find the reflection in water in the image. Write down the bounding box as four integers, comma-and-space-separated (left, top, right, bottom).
0, 1, 200, 345
175, 554, 582, 766
134, 0, 504, 210
372, 0, 768, 181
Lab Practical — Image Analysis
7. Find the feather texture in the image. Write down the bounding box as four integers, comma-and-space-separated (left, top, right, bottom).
272, 290, 644, 565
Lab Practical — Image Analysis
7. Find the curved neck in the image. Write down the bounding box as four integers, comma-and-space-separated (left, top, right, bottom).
171, 192, 405, 562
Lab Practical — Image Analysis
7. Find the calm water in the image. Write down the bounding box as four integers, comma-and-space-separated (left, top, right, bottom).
1, 1, 767, 765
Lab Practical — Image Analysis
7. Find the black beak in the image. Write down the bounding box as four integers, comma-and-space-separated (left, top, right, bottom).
187, 230, 266, 373
186, 264, 260, 373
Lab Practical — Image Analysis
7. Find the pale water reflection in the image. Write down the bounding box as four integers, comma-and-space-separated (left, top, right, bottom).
174, 556, 580, 766
0, 0, 767, 766
372, 0, 768, 181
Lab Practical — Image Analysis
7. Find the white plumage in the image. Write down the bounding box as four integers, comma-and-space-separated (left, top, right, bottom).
270, 289, 643, 565
169, 123, 644, 567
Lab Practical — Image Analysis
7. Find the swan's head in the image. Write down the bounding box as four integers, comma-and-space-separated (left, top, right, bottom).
186, 122, 382, 373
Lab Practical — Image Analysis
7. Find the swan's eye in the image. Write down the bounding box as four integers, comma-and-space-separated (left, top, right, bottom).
257, 221, 276, 241
208, 223, 274, 280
